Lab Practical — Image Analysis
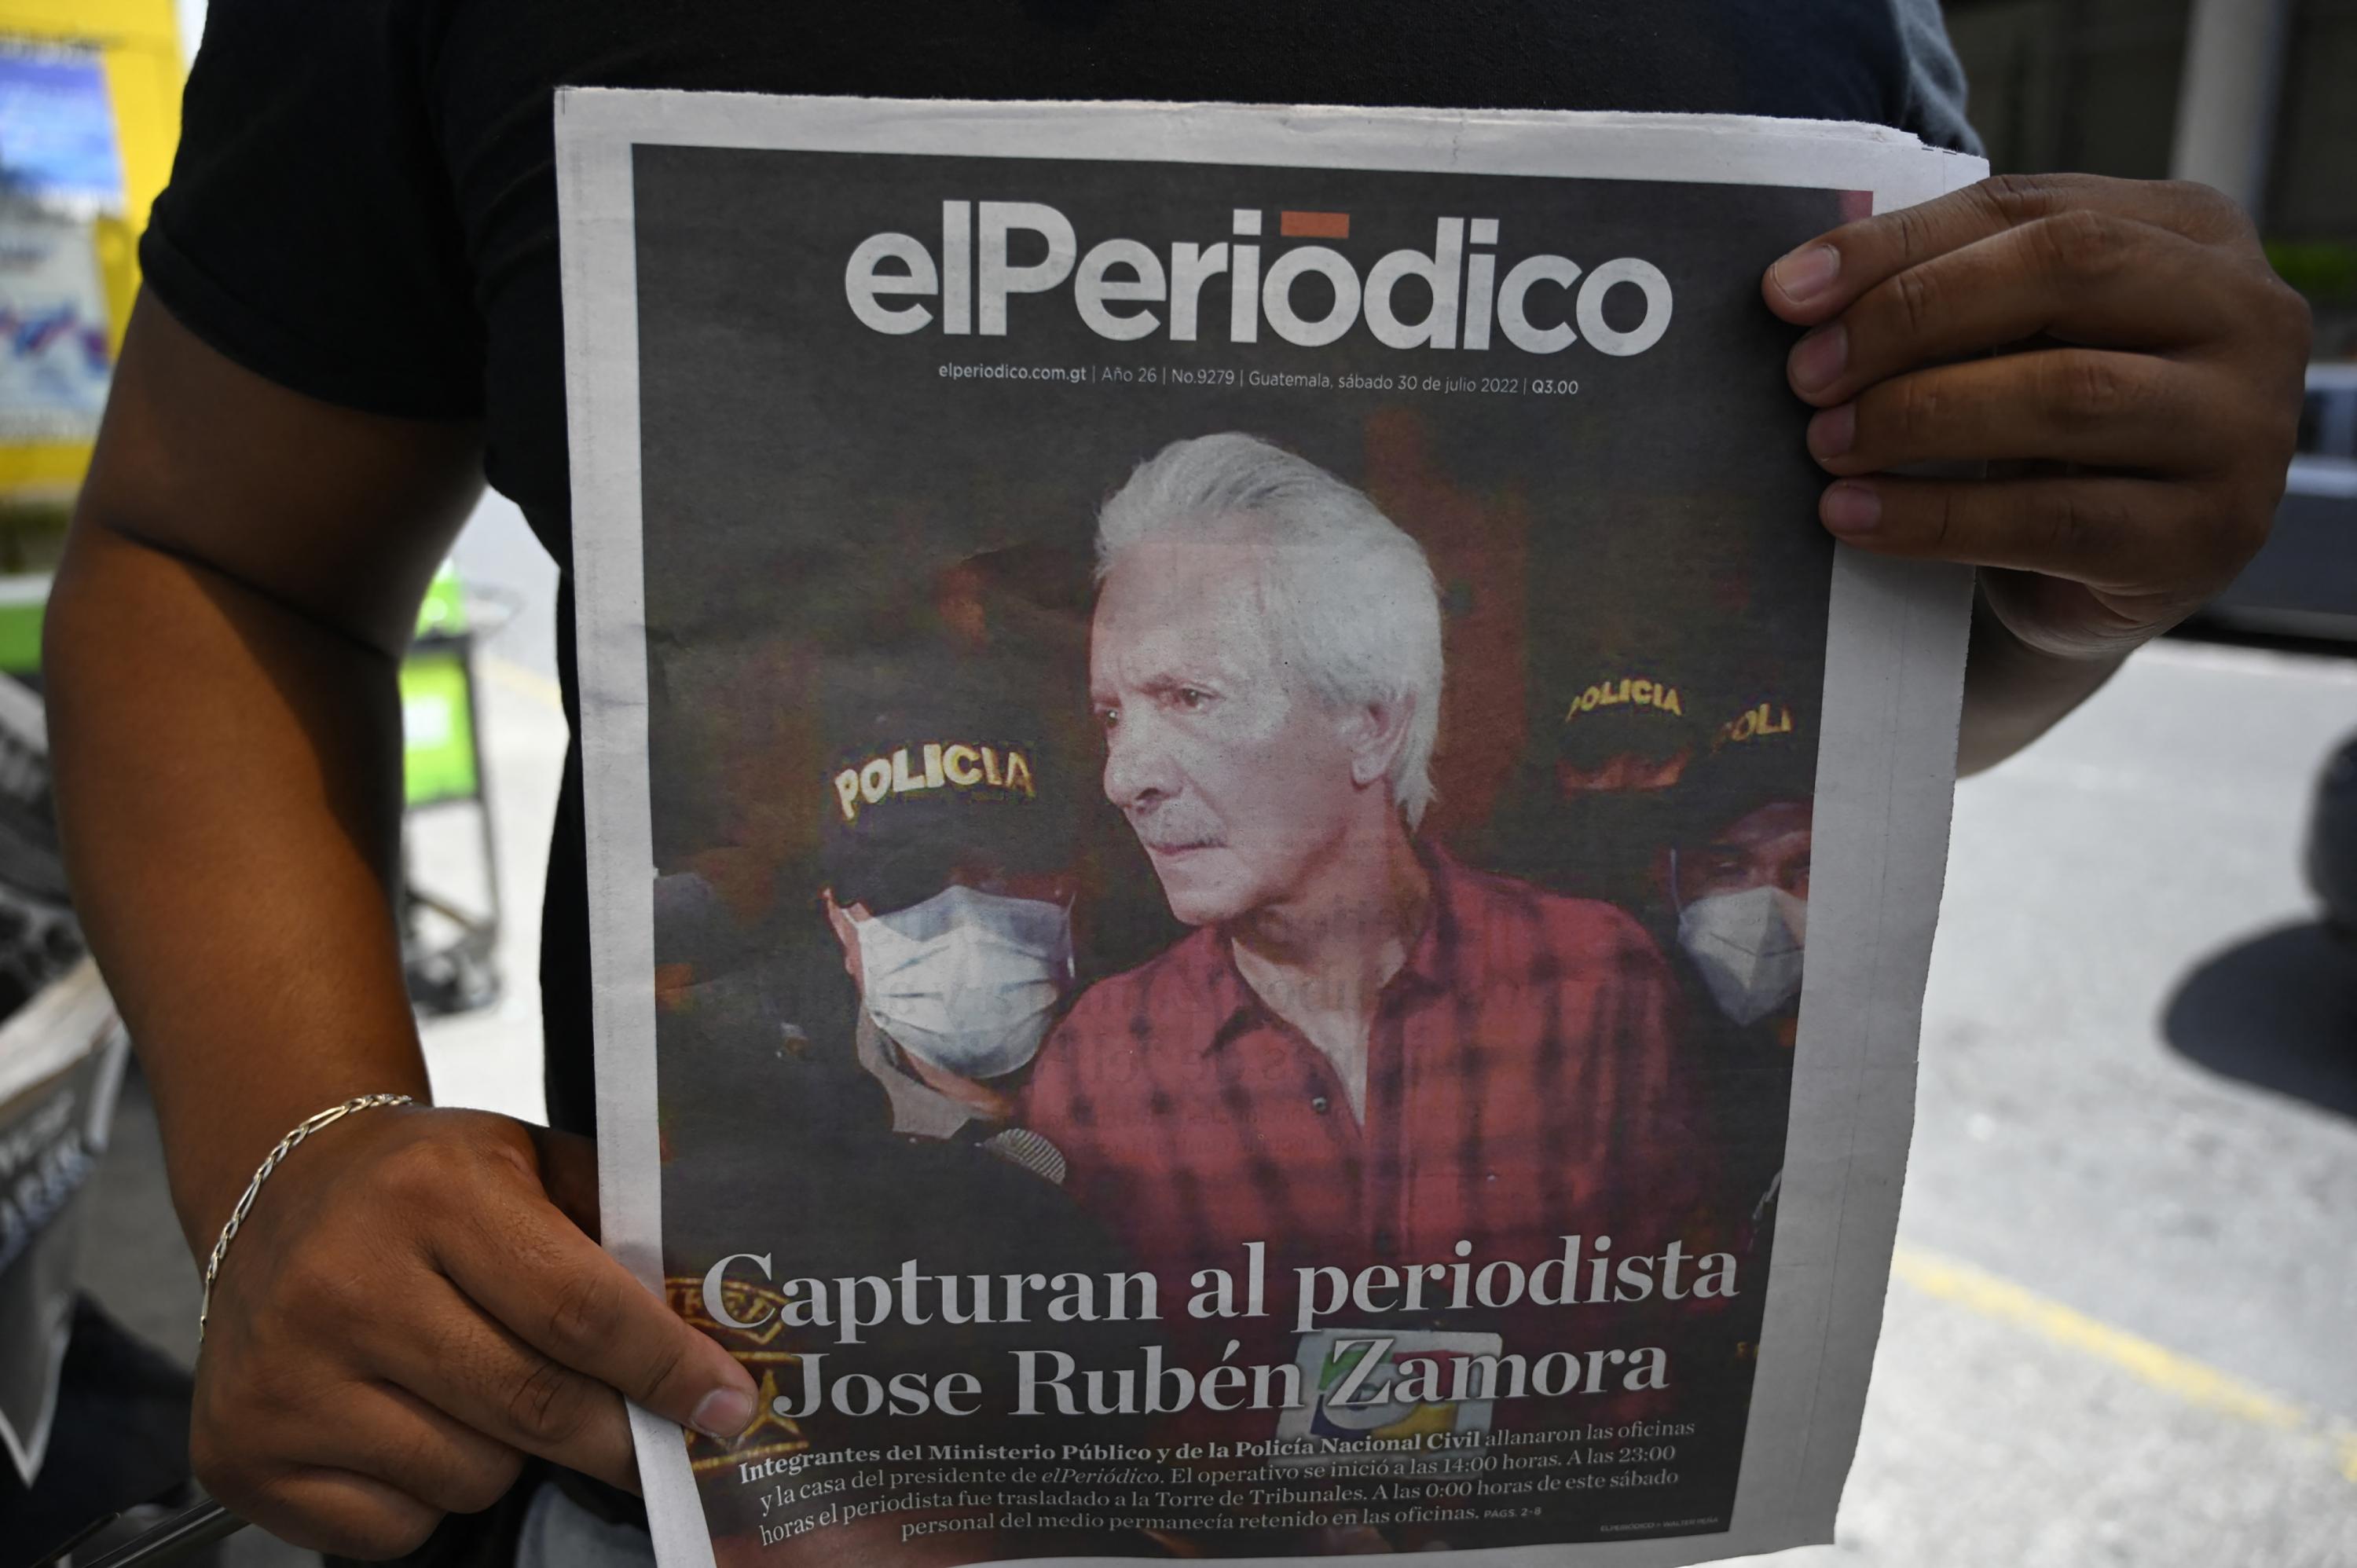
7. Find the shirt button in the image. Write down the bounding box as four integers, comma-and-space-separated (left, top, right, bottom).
1310, 1095, 1330, 1115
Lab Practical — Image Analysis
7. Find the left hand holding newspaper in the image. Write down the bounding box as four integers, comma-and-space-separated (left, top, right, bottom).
181, 1108, 761, 1555
51, 291, 763, 1559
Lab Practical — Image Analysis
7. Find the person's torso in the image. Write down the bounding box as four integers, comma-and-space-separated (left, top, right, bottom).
414, 0, 1923, 533
339, 0, 1946, 1131
1022, 863, 1725, 1436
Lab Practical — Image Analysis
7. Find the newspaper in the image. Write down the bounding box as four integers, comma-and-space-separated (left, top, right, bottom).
557, 94, 1985, 1567
0, 672, 117, 1486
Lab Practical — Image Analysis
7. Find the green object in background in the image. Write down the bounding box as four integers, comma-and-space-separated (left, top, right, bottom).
0, 559, 474, 676
2267, 241, 2357, 309
405, 565, 481, 806
401, 639, 480, 808
0, 563, 481, 809
416, 561, 468, 638
0, 575, 44, 674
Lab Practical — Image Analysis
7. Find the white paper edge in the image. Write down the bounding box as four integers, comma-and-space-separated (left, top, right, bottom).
0, 668, 49, 749
555, 90, 1985, 1568
0, 1306, 71, 1487
1734, 145, 1986, 1548
0, 976, 127, 1486
555, 101, 717, 1565
0, 959, 118, 1107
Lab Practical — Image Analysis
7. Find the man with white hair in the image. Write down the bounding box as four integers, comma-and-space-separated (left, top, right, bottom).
1023, 434, 1720, 1445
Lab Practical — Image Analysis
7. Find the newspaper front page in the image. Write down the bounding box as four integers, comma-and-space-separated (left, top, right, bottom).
556, 95, 1985, 1568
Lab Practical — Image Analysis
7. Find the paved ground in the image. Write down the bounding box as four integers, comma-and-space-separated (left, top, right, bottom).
68, 495, 2357, 1565
1729, 632, 2357, 1566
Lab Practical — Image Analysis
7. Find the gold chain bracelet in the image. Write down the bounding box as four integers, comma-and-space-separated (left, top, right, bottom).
198, 1094, 416, 1343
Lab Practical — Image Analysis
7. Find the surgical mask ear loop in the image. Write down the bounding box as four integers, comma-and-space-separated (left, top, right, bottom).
1054, 886, 1078, 984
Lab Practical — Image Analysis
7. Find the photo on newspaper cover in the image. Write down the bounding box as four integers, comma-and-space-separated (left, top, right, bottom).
560, 98, 1977, 1568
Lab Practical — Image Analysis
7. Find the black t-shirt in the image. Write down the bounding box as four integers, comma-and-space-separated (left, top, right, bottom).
141, 0, 1978, 1139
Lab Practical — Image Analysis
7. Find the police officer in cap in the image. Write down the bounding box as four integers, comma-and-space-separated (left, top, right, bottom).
815, 653, 1081, 1151
1501, 657, 1705, 933
677, 654, 1159, 1553
1659, 692, 1814, 1274
1668, 693, 1813, 1050
1556, 663, 1704, 794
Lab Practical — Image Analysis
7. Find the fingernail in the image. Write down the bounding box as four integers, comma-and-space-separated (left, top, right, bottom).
1823, 482, 1881, 535
691, 1387, 757, 1440
1808, 403, 1856, 460
1771, 244, 1841, 304
1788, 324, 1847, 394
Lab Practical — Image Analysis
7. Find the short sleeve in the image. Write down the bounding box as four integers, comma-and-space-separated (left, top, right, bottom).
1890, 0, 1985, 159
137, 0, 484, 419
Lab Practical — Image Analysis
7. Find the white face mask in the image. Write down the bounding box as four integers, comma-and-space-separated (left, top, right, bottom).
852, 884, 1075, 1079
1675, 882, 1807, 1028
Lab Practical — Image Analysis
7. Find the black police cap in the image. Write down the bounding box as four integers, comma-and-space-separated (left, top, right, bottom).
816, 650, 1078, 914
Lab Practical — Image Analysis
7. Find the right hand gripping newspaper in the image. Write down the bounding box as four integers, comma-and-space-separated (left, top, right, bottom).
556, 95, 1989, 1567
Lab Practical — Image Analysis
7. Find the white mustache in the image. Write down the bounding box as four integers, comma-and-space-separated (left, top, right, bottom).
1127, 808, 1221, 852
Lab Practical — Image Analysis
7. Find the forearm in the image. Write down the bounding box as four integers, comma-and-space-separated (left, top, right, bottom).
46, 518, 432, 1257
47, 300, 756, 1556
1955, 581, 2131, 776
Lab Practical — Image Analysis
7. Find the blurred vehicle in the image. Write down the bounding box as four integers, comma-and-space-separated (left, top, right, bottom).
2311, 731, 2357, 941
2196, 364, 2357, 640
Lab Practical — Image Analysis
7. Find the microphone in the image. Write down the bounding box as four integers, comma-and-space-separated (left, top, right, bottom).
977, 1123, 1068, 1187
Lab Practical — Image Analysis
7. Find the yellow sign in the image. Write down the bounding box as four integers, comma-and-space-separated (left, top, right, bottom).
0, 0, 181, 499
1719, 701, 1795, 746
833, 743, 1037, 822
1563, 675, 1684, 722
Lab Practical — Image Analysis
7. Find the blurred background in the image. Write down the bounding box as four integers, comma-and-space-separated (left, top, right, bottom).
0, 0, 2349, 1563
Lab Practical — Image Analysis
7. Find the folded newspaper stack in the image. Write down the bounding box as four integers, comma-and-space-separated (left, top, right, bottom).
559, 96, 1985, 1568
0, 675, 126, 1489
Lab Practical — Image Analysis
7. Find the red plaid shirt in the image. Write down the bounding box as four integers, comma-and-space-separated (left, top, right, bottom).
1023, 848, 1721, 1435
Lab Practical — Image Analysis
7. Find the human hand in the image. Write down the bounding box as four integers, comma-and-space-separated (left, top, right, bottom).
190, 1106, 758, 1558
1763, 172, 2311, 660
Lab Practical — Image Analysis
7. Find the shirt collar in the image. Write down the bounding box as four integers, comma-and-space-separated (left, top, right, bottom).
1188, 841, 1470, 1055
1395, 841, 1472, 996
